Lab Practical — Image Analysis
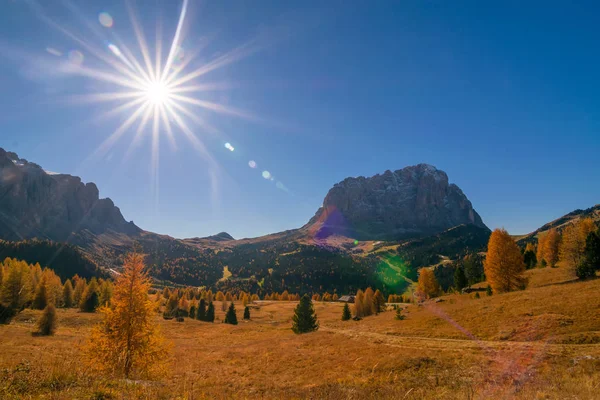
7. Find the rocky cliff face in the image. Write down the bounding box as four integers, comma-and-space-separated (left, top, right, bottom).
0, 148, 139, 242
306, 164, 486, 240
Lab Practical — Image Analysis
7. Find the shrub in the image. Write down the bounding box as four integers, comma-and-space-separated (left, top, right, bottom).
0, 303, 16, 324
36, 304, 57, 336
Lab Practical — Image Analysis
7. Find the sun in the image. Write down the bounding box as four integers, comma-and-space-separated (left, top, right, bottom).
144, 80, 170, 105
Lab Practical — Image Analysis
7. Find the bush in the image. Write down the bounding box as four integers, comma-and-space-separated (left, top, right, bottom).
576, 261, 596, 280
36, 304, 57, 336
0, 304, 16, 324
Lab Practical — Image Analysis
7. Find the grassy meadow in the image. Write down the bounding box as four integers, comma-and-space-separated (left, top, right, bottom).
1, 268, 599, 399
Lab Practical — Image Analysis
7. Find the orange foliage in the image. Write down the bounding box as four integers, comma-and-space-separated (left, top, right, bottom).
84, 253, 170, 379
484, 228, 525, 293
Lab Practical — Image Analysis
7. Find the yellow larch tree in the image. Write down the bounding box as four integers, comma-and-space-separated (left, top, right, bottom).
84, 253, 170, 379
484, 228, 526, 293
416, 268, 440, 299
559, 218, 596, 269
542, 228, 561, 267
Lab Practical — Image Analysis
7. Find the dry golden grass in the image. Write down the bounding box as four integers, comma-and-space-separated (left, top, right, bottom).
1, 276, 600, 399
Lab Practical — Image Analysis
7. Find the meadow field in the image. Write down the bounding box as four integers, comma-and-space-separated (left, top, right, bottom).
1, 268, 599, 399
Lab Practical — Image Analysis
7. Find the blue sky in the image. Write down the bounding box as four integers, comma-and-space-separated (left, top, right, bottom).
1, 0, 599, 239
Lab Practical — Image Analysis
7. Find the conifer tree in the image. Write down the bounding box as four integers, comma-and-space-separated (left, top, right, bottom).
417, 269, 441, 298
206, 301, 215, 322
363, 287, 375, 316
373, 289, 385, 314
576, 230, 600, 279
291, 295, 319, 334
542, 228, 561, 267
189, 304, 196, 319
560, 218, 596, 270
36, 304, 57, 336
98, 280, 113, 307
353, 290, 364, 318
243, 306, 250, 320
32, 278, 48, 310
196, 299, 207, 321
484, 228, 526, 293
341, 303, 351, 321
332, 293, 339, 301
62, 279, 74, 308
0, 259, 32, 310
454, 266, 468, 291
72, 276, 87, 305
84, 252, 169, 379
80, 278, 99, 312
224, 302, 238, 325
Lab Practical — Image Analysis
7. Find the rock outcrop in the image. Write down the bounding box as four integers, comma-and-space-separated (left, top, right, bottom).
0, 148, 139, 242
306, 164, 487, 240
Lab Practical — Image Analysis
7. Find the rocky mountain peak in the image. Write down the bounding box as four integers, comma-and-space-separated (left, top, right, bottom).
307, 164, 486, 241
0, 148, 139, 241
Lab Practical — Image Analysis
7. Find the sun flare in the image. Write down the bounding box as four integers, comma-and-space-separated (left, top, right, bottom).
144, 80, 170, 106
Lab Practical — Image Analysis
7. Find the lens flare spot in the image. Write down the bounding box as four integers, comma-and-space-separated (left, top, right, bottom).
99, 12, 114, 28
46, 47, 62, 57
262, 171, 271, 180
225, 142, 235, 151
107, 43, 121, 57
68, 50, 84, 65
354, 239, 359, 246
248, 160, 257, 168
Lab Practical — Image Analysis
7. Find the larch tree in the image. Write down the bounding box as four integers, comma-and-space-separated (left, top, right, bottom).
373, 289, 385, 314
72, 276, 87, 305
542, 228, 561, 267
32, 277, 48, 310
353, 290, 364, 318
62, 279, 74, 308
80, 278, 99, 312
36, 304, 57, 336
536, 234, 547, 266
363, 288, 375, 316
484, 228, 526, 293
417, 268, 440, 298
560, 218, 596, 270
84, 252, 169, 379
291, 294, 319, 334
0, 259, 32, 311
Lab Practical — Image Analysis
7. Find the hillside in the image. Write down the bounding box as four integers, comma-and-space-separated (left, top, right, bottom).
516, 204, 600, 245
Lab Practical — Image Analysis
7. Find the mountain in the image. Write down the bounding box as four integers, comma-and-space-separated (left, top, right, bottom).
516, 204, 600, 245
306, 164, 486, 241
0, 148, 490, 294
0, 148, 139, 242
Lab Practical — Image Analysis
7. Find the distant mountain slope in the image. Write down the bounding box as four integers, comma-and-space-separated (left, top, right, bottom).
516, 204, 600, 245
305, 164, 487, 241
0, 148, 491, 293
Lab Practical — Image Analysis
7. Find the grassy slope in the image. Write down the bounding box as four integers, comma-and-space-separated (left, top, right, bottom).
0, 269, 599, 399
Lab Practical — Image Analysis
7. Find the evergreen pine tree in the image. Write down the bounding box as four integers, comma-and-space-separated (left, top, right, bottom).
453, 266, 468, 291
341, 303, 351, 321
224, 302, 238, 325
243, 306, 250, 320
206, 301, 215, 322
291, 295, 319, 334
36, 304, 57, 336
196, 299, 207, 320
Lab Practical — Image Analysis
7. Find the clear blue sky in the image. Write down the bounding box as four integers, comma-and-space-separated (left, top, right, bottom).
1, 0, 599, 239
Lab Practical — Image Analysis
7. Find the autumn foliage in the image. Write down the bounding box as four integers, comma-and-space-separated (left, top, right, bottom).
416, 268, 440, 299
84, 253, 169, 379
559, 218, 596, 270
484, 229, 526, 293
